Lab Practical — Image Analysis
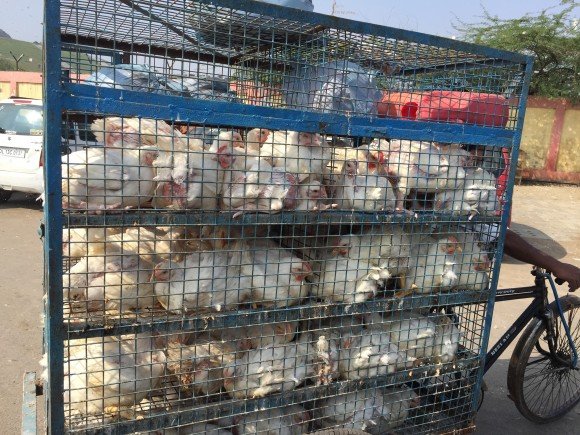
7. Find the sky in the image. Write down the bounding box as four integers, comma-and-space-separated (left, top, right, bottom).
0, 0, 576, 43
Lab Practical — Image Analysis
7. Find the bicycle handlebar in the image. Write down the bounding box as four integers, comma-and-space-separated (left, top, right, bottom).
531, 268, 565, 286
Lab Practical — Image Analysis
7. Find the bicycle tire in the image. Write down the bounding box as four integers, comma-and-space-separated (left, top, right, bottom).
507, 294, 580, 423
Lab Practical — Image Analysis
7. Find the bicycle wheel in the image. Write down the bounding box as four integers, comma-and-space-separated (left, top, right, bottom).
507, 294, 580, 423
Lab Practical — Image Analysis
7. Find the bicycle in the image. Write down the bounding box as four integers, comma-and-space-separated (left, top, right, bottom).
482, 267, 580, 423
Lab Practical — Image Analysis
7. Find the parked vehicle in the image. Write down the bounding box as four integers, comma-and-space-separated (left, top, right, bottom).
0, 97, 100, 202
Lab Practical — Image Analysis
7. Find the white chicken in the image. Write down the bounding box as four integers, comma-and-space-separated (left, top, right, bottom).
399, 236, 461, 298
337, 226, 412, 278
434, 167, 497, 217
63, 249, 156, 312
165, 334, 237, 396
221, 157, 299, 215
295, 180, 332, 211
62, 227, 122, 259
260, 130, 331, 182
62, 146, 157, 211
334, 158, 397, 211
365, 138, 466, 210
152, 247, 253, 313
222, 340, 312, 399
244, 127, 271, 155
313, 241, 384, 304
105, 225, 189, 264
64, 334, 166, 416
453, 232, 491, 291
338, 330, 410, 380
209, 322, 297, 351
154, 131, 242, 210
430, 315, 462, 364
437, 143, 474, 179
233, 405, 310, 435
297, 331, 341, 386
91, 116, 189, 184
244, 239, 312, 308
317, 386, 419, 433
365, 311, 436, 362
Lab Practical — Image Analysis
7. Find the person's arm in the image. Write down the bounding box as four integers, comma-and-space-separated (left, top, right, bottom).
503, 228, 580, 292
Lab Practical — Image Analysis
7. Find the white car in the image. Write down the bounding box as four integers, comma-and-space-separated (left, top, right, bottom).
0, 97, 100, 202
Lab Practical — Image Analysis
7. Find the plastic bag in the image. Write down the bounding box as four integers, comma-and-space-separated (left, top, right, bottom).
283, 61, 383, 115
84, 64, 185, 96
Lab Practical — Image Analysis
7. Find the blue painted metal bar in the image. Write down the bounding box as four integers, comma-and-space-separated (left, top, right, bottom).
62, 209, 501, 228
64, 290, 490, 339
44, 0, 65, 433
473, 56, 535, 412
60, 84, 517, 147
21, 372, 38, 435
67, 354, 480, 434
192, 0, 531, 64
397, 58, 521, 76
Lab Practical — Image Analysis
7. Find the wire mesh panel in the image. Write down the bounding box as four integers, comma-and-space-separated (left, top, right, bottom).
43, 0, 532, 433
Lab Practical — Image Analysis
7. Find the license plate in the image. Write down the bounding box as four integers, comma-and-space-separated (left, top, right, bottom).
0, 146, 26, 158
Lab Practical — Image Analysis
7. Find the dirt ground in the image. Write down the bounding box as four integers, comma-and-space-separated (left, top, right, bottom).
0, 185, 578, 434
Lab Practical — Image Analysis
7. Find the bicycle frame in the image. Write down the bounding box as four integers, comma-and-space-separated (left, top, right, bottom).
484, 283, 545, 374
483, 269, 578, 374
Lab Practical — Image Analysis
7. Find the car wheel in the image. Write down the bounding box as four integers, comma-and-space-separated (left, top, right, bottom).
0, 189, 12, 202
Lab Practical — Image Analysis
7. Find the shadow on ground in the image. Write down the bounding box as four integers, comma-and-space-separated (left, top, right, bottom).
503, 221, 568, 263
0, 192, 43, 212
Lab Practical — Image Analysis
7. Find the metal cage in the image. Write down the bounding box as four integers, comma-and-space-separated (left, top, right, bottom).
40, 0, 533, 433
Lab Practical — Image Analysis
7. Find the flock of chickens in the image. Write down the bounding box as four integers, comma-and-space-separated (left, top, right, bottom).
52, 116, 501, 433
62, 117, 499, 217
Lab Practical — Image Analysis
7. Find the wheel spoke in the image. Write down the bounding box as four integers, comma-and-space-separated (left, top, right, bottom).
524, 355, 551, 367
523, 366, 570, 382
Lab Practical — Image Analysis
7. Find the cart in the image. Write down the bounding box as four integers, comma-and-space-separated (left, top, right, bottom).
29, 1, 532, 433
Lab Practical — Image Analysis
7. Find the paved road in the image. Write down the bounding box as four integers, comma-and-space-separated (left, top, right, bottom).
0, 186, 578, 434
0, 193, 44, 434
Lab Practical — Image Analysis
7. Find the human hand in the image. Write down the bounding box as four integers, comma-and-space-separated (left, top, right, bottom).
552, 262, 580, 292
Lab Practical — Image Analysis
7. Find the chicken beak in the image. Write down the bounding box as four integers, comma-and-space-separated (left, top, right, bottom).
474, 260, 490, 271
331, 246, 349, 256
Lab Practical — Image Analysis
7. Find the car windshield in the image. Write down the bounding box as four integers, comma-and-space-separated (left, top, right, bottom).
0, 104, 43, 136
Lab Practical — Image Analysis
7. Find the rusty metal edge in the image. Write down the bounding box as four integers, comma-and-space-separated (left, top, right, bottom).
21, 372, 38, 435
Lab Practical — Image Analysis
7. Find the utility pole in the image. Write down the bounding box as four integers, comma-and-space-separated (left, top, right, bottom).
10, 51, 24, 71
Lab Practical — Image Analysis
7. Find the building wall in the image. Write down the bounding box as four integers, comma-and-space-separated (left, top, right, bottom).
519, 97, 580, 184
0, 71, 43, 99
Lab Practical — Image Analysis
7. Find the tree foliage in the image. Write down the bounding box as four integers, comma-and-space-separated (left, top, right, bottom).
454, 1, 579, 102
0, 58, 15, 70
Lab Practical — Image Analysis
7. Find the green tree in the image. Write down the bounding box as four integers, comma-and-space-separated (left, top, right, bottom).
455, 1, 579, 102
0, 58, 15, 70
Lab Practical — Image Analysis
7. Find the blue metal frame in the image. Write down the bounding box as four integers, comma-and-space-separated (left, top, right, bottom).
472, 57, 534, 412
43, 0, 65, 433
44, 1, 535, 432
62, 84, 518, 147
63, 209, 500, 228
66, 290, 490, 339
